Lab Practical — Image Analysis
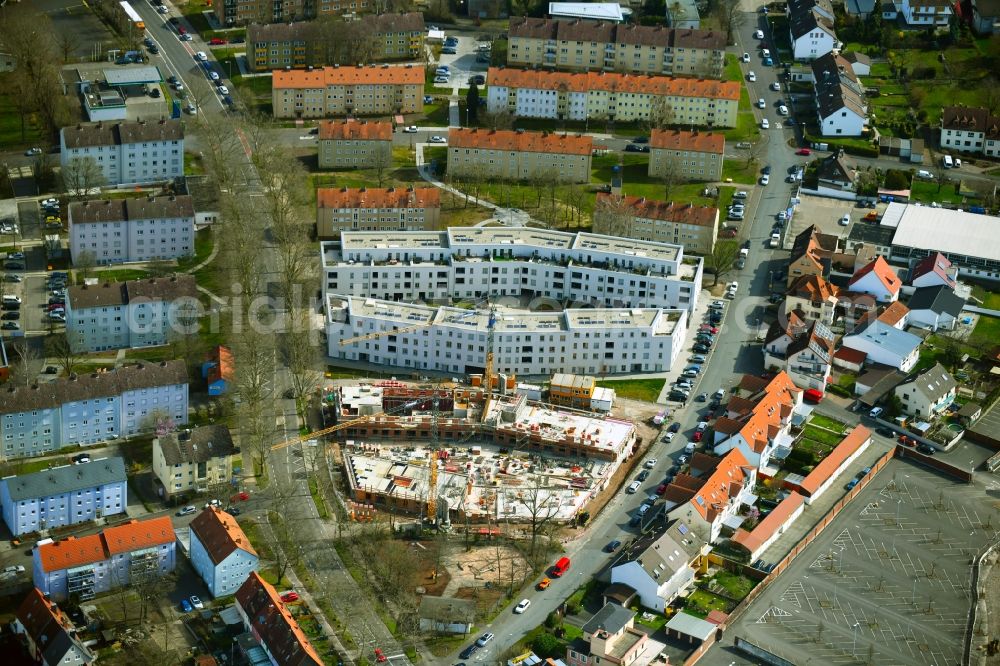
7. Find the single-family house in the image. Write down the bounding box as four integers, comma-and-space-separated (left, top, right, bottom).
666, 449, 757, 543
13, 588, 95, 666
152, 425, 236, 500
893, 363, 957, 418
898, 0, 954, 26
764, 310, 809, 360
841, 319, 922, 372
202, 345, 234, 395
787, 225, 839, 288
566, 603, 647, 666
731, 491, 805, 560
235, 572, 323, 666
848, 256, 901, 303
784, 274, 840, 324
841, 51, 871, 75
190, 506, 259, 598
783, 320, 838, 391
609, 521, 707, 612
908, 252, 958, 290
417, 596, 476, 634
787, 425, 872, 501
712, 372, 802, 471
907, 285, 965, 331
815, 151, 855, 191
789, 9, 837, 60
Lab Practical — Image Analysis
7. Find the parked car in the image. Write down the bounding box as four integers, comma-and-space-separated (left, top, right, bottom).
209, 38, 227, 45
280, 591, 300, 602
742, 52, 750, 62
176, 505, 197, 516
24, 148, 42, 156
459, 645, 480, 659
747, 71, 757, 82
916, 443, 936, 455
669, 422, 681, 433
189, 595, 204, 609
537, 577, 552, 589
180, 598, 193, 612
637, 469, 650, 481
476, 632, 495, 647
644, 458, 657, 469
604, 540, 622, 552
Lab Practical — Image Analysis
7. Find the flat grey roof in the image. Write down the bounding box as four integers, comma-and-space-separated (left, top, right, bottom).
888, 204, 1000, 262
103, 66, 163, 86
666, 612, 717, 641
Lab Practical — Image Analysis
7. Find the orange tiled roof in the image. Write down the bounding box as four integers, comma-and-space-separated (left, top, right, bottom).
209, 345, 234, 385
15, 588, 90, 660
689, 449, 750, 522
317, 186, 441, 210
448, 128, 593, 155
649, 129, 725, 154
318, 119, 392, 142
597, 193, 718, 228
732, 491, 804, 554
236, 572, 323, 666
834, 346, 867, 364
877, 301, 910, 326
487, 66, 741, 100
789, 274, 839, 302
273, 65, 423, 89
102, 516, 175, 555
191, 506, 257, 565
849, 256, 900, 296
796, 426, 871, 495
719, 372, 801, 454
36, 534, 107, 573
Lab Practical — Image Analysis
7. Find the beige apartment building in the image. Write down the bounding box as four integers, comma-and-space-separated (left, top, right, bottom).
486, 67, 740, 127
318, 119, 392, 169
508, 17, 726, 78
213, 0, 370, 26
594, 193, 719, 255
316, 187, 441, 237
447, 128, 593, 183
648, 129, 725, 181
272, 64, 423, 119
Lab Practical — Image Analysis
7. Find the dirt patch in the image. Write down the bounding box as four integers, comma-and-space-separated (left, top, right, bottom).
440, 543, 530, 594
454, 584, 506, 617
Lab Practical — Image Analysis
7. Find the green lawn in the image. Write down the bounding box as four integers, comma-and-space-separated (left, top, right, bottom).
4, 457, 71, 475
684, 590, 734, 618
423, 100, 451, 126
0, 80, 45, 150
596, 378, 665, 403
808, 414, 847, 434
971, 315, 1000, 346
85, 268, 151, 283
723, 53, 742, 82
722, 158, 759, 185
177, 228, 214, 271
971, 285, 1000, 310
712, 570, 757, 600
722, 84, 761, 143
800, 424, 844, 447
909, 179, 966, 205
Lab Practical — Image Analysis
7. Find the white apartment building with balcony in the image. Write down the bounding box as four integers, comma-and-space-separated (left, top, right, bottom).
59, 119, 184, 187
68, 195, 195, 265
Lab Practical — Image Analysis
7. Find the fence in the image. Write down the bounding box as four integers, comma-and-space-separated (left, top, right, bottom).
964, 541, 999, 665
894, 445, 973, 482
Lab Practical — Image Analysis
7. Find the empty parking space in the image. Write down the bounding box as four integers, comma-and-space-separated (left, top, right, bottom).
716, 459, 994, 666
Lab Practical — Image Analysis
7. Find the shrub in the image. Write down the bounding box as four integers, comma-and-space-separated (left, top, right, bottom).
827, 384, 853, 398
531, 633, 565, 659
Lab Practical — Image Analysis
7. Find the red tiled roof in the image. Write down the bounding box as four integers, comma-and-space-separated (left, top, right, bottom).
688, 449, 750, 522
732, 491, 804, 555
704, 609, 729, 625
273, 65, 423, 89
236, 572, 323, 666
37, 534, 107, 573
596, 193, 718, 228
317, 119, 392, 142
834, 347, 867, 364
909, 252, 956, 287
102, 516, 175, 555
788, 274, 839, 302
487, 66, 741, 100
16, 588, 73, 641
796, 426, 872, 496
191, 506, 257, 565
317, 186, 441, 210
208, 345, 234, 385
849, 256, 900, 296
448, 128, 593, 155
649, 129, 725, 154
719, 372, 801, 454
877, 301, 910, 326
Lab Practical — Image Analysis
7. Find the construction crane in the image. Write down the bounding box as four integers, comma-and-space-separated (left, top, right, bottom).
482, 305, 498, 407
426, 394, 441, 525
270, 398, 423, 452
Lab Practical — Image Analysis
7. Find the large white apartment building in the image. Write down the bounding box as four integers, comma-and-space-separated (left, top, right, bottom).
59, 119, 185, 187
68, 195, 195, 264
0, 361, 189, 458
327, 296, 688, 376
321, 228, 703, 311
66, 276, 199, 352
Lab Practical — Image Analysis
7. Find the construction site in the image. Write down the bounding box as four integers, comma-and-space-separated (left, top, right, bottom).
328, 381, 640, 524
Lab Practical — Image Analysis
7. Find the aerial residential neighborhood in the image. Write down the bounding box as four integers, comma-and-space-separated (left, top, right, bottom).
0, 0, 999, 665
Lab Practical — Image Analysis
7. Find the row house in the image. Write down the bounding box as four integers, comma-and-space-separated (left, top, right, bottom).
593, 193, 719, 255
609, 521, 707, 612
648, 129, 725, 182
235, 572, 323, 666
485, 67, 740, 127
65, 275, 200, 352
0, 361, 189, 458
812, 54, 867, 136
152, 425, 236, 500
940, 105, 1000, 157
271, 65, 423, 119
69, 195, 195, 265
894, 363, 957, 419
317, 119, 392, 169
711, 372, 802, 472
447, 128, 593, 183
32, 516, 176, 601
0, 457, 127, 536
763, 314, 838, 391
666, 449, 757, 543
787, 0, 837, 60
317, 186, 441, 237
190, 506, 259, 598
507, 17, 725, 77
60, 119, 183, 187
13, 589, 94, 665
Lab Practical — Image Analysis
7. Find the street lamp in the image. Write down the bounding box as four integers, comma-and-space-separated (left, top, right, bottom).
851, 622, 860, 657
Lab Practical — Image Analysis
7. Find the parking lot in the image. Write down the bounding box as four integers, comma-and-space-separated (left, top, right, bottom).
432, 32, 490, 92
709, 458, 995, 665
784, 193, 859, 249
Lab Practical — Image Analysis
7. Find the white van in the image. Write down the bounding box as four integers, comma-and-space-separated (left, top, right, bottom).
917, 169, 933, 180
942, 155, 954, 168
2, 295, 21, 304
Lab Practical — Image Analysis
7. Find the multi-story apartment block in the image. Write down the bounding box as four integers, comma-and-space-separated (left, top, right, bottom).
883, 0, 953, 25
317, 186, 441, 238
940, 105, 1000, 157
33, 516, 177, 601
247, 13, 424, 71
68, 195, 195, 265
152, 425, 236, 500
317, 119, 392, 169
0, 361, 189, 458
214, 0, 374, 25
190, 506, 259, 598
13, 589, 95, 666
59, 119, 184, 187
66, 276, 200, 352
593, 193, 719, 255
507, 17, 725, 77
236, 572, 323, 666
447, 128, 593, 183
486, 67, 740, 127
0, 457, 127, 536
271, 64, 423, 119
648, 129, 724, 181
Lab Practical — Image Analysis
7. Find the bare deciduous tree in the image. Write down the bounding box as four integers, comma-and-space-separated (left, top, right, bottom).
44, 332, 84, 376
370, 147, 393, 187
593, 193, 636, 238
708, 239, 741, 286
481, 108, 515, 130
515, 481, 561, 559
62, 157, 106, 199
8, 339, 40, 386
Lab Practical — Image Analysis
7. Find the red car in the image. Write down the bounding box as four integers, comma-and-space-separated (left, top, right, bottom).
280, 591, 299, 602
656, 483, 667, 495
209, 37, 227, 45
178, 26, 187, 35
699, 325, 719, 334
693, 431, 703, 442
796, 148, 811, 156
374, 648, 388, 663
48, 304, 65, 311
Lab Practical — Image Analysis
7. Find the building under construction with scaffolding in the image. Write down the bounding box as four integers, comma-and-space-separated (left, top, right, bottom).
331, 382, 638, 524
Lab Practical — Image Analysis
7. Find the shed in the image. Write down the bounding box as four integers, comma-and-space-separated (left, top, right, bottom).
418, 596, 475, 634
665, 612, 718, 643
602, 582, 637, 607
957, 402, 982, 424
